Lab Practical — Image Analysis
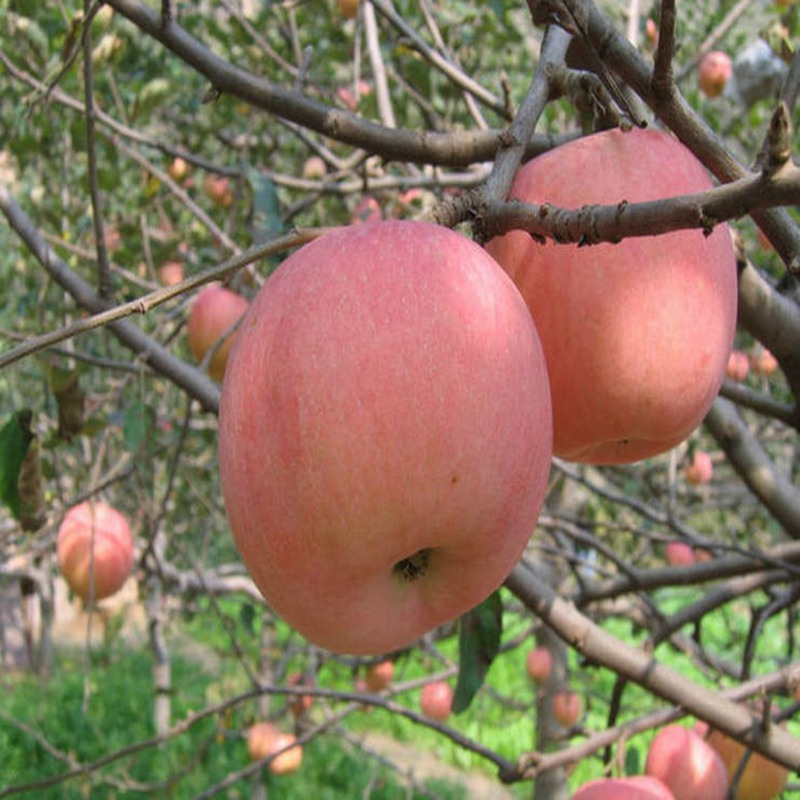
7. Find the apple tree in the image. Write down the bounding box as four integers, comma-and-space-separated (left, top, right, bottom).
1, 1, 799, 798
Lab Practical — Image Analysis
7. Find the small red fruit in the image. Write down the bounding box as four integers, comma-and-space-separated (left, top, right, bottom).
552, 690, 582, 726
699, 51, 733, 98
351, 196, 382, 224
203, 174, 234, 207
286, 672, 313, 716
666, 541, 695, 567
338, 0, 360, 18
167, 157, 191, 182
420, 681, 453, 722
726, 350, 750, 382
573, 776, 676, 800
685, 450, 713, 486
364, 660, 393, 692
751, 348, 778, 376
525, 646, 553, 684
158, 261, 184, 287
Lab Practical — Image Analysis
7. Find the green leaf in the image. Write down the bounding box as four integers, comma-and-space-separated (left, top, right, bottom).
625, 744, 641, 776
123, 401, 154, 453
245, 167, 282, 246
452, 590, 503, 714
0, 410, 35, 520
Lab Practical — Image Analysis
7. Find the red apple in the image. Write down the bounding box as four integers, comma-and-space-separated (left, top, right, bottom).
525, 646, 553, 684
364, 660, 394, 692
486, 128, 736, 465
706, 723, 788, 800
158, 261, 184, 287
646, 724, 728, 800
351, 196, 382, 224
726, 350, 750, 382
203, 174, 234, 207
573, 776, 676, 800
187, 284, 249, 382
685, 450, 713, 486
336, 86, 359, 111
218, 220, 553, 655
699, 51, 733, 98
247, 723, 303, 775
338, 0, 360, 18
552, 690, 582, 726
751, 348, 778, 376
167, 156, 191, 182
57, 501, 134, 603
666, 541, 695, 567
420, 680, 453, 722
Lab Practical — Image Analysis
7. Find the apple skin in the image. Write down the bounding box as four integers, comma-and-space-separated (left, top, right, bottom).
364, 660, 394, 692
699, 51, 733, 98
218, 220, 553, 655
158, 261, 184, 287
247, 723, 303, 775
552, 690, 582, 726
706, 725, 788, 800
646, 724, 728, 800
573, 776, 676, 800
666, 541, 695, 567
57, 501, 134, 603
726, 350, 750, 382
486, 128, 736, 465
525, 646, 553, 684
420, 681, 453, 722
685, 450, 713, 486
187, 284, 249, 382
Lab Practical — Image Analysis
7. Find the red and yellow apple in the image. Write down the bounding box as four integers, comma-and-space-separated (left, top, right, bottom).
420, 680, 453, 722
685, 450, 713, 486
706, 722, 789, 800
158, 261, 184, 287
486, 128, 736, 464
526, 646, 553, 684
552, 690, 582, 726
219, 220, 553, 654
247, 722, 303, 775
364, 660, 394, 692
573, 776, 676, 800
203, 174, 234, 207
302, 156, 327, 180
646, 724, 728, 800
726, 350, 750, 382
699, 51, 733, 98
167, 156, 191, 182
57, 501, 134, 603
187, 284, 249, 382
751, 348, 778, 376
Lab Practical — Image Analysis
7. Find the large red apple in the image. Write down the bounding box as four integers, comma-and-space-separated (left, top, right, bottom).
646, 724, 728, 800
486, 128, 737, 464
219, 220, 553, 655
706, 722, 789, 800
573, 776, 676, 800
187, 284, 249, 382
420, 680, 453, 722
57, 501, 134, 603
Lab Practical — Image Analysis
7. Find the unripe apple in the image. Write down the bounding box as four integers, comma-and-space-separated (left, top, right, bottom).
751, 347, 778, 376
219, 220, 553, 655
573, 776, 676, 800
726, 350, 750, 382
364, 660, 394, 692
665, 541, 695, 567
552, 690, 582, 726
706, 723, 788, 800
685, 450, 713, 486
486, 128, 736, 465
699, 51, 733, 98
420, 680, 453, 722
525, 646, 553, 684
158, 261, 184, 287
247, 721, 280, 761
57, 501, 134, 603
187, 284, 249, 382
167, 156, 191, 182
302, 156, 327, 180
203, 174, 233, 207
646, 724, 728, 800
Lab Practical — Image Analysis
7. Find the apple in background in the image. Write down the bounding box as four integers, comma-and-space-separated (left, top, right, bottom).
646, 724, 728, 800
552, 690, 582, 727
203, 174, 234, 207
302, 156, 327, 180
486, 128, 736, 465
726, 350, 750, 382
751, 347, 778, 376
685, 450, 713, 486
247, 723, 303, 775
286, 672, 313, 716
351, 196, 382, 224
525, 646, 553, 684
338, 0, 360, 18
665, 541, 695, 567
364, 660, 394, 692
167, 156, 191, 182
57, 501, 134, 603
158, 261, 184, 287
574, 776, 676, 800
420, 681, 453, 722
187, 284, 249, 382
219, 220, 553, 655
699, 51, 733, 98
706, 722, 789, 800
